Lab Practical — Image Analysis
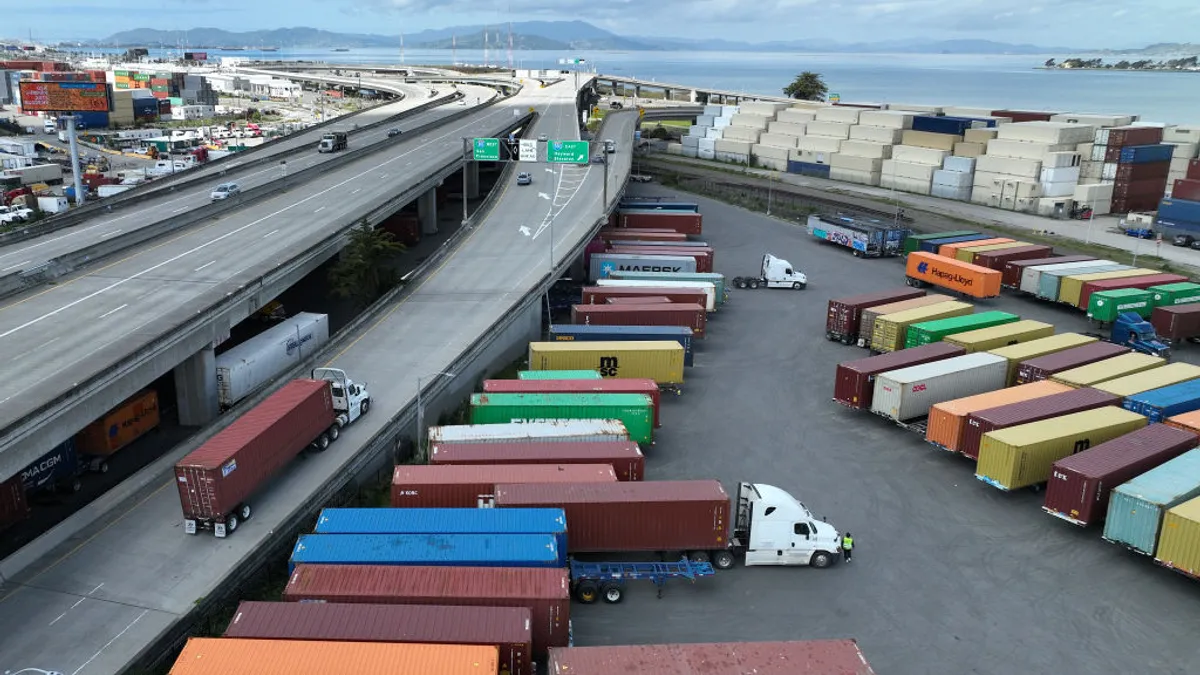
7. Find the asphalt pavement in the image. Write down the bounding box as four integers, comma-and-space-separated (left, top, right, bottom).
567, 183, 1200, 675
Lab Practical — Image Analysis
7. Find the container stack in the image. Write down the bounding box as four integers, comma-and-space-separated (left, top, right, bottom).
931, 155, 975, 201
1154, 159, 1200, 238
1164, 126, 1200, 193
953, 127, 997, 159
1087, 125, 1172, 214
973, 121, 1093, 214
681, 104, 733, 158
828, 110, 909, 186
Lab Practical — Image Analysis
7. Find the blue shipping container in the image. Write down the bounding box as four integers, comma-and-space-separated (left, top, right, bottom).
288, 533, 565, 573
549, 324, 695, 366
786, 160, 831, 177
1119, 144, 1175, 165
911, 116, 977, 136
917, 233, 993, 253
20, 440, 80, 496
314, 507, 568, 552
1124, 380, 1200, 421
1158, 198, 1200, 225
1102, 448, 1200, 555
72, 111, 109, 129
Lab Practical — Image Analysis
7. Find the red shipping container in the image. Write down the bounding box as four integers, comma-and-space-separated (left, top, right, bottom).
1104, 125, 1165, 148
598, 229, 687, 242
390, 464, 617, 507
429, 440, 645, 481
1152, 304, 1200, 343
282, 564, 570, 656
991, 110, 1056, 122
1043, 424, 1199, 527
607, 245, 714, 273
606, 296, 673, 305
825, 288, 926, 344
1172, 179, 1200, 202
0, 473, 29, 532
547, 640, 876, 675
1113, 169, 1168, 191
1015, 342, 1131, 385
833, 342, 967, 409
175, 379, 335, 530
1189, 159, 1200, 180
1002, 255, 1091, 289
1111, 195, 1162, 214
1079, 273, 1188, 311
972, 244, 1053, 271
225, 601, 534, 675
960, 388, 1121, 460
571, 303, 707, 338
581, 286, 706, 308
493, 480, 729, 553
618, 211, 702, 235
379, 213, 421, 247
482, 378, 662, 428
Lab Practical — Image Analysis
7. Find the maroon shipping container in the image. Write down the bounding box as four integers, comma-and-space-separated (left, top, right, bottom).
390, 463, 617, 507
991, 110, 1056, 123
1172, 178, 1200, 201
1015, 342, 1131, 385
571, 303, 708, 338
547, 640, 876, 675
430, 441, 645, 481
618, 211, 703, 235
598, 229, 687, 242
608, 245, 714, 273
1189, 159, 1200, 180
1104, 125, 1165, 148
0, 473, 29, 532
1003, 255, 1092, 289
493, 480, 729, 553
581, 285, 707, 309
282, 564, 570, 657
972, 244, 1053, 271
1079, 273, 1188, 311
1152, 304, 1200, 343
482, 379, 662, 429
960, 388, 1122, 460
1111, 195, 1163, 214
175, 379, 334, 534
1043, 424, 1199, 527
225, 601, 534, 675
606, 296, 673, 305
825, 288, 926, 344
1112, 172, 1168, 194
833, 342, 967, 409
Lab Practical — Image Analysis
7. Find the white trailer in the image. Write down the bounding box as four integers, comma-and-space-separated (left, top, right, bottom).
5, 163, 64, 186
215, 312, 330, 409
594, 279, 717, 311
428, 420, 631, 446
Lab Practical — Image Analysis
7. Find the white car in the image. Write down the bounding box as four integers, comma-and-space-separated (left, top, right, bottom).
211, 182, 241, 201
0, 205, 33, 224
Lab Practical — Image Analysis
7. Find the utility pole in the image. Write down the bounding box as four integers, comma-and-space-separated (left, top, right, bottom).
483, 26, 489, 68
461, 137, 470, 225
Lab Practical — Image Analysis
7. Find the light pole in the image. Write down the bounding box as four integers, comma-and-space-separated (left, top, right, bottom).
416, 371, 455, 457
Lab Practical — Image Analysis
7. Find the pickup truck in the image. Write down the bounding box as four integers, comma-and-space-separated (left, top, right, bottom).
0, 204, 33, 224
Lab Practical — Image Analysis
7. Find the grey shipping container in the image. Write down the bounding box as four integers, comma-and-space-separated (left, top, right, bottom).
427, 420, 630, 445
589, 253, 697, 282
1020, 260, 1115, 295
870, 353, 1008, 422
215, 313, 329, 409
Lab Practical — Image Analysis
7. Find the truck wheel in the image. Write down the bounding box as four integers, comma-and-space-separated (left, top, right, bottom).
239, 504, 252, 521
361, 399, 370, 415
792, 282, 802, 290
97, 461, 109, 474
315, 433, 331, 452
712, 550, 736, 570
810, 551, 833, 568
688, 551, 710, 564
70, 478, 82, 493
328, 425, 340, 442
575, 581, 599, 604
601, 583, 623, 604
749, 280, 760, 289
734, 278, 746, 289
226, 515, 239, 533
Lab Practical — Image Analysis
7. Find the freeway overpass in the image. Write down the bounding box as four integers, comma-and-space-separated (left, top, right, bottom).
600, 74, 793, 104
0, 79, 633, 674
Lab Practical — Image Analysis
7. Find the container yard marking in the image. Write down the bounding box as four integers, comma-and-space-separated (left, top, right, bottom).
69, 608, 148, 675
48, 582, 104, 626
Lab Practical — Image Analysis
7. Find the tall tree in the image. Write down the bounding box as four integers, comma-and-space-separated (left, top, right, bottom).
783, 72, 828, 102
327, 220, 406, 308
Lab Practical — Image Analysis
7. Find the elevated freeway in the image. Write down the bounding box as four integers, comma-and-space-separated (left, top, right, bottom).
601, 73, 791, 104
0, 82, 632, 675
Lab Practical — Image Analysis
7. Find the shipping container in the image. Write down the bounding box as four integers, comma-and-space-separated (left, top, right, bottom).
988, 333, 1099, 385
0, 473, 29, 532
905, 311, 1019, 348
617, 199, 699, 212
546, 640, 877, 675
175, 379, 334, 536
871, 301, 974, 353
168, 637, 498, 675
1172, 178, 1200, 202
1091, 362, 1200, 399
589, 252, 697, 281
825, 288, 927, 344
288, 532, 564, 572
527, 341, 685, 386
617, 210, 703, 235
469, 392, 655, 445
1044, 424, 1198, 527
1088, 288, 1157, 323
547, 324, 694, 367
916, 233, 993, 254
1156, 496, 1200, 578
483, 378, 662, 428
1119, 144, 1175, 165
944, 320, 1055, 353
1019, 260, 1115, 296
597, 229, 688, 243
806, 214, 908, 258
1098, 125, 1164, 148
315, 507, 567, 549
282, 564, 570, 655
1015, 342, 1132, 385
608, 271, 728, 304
1152, 304, 1200, 344
607, 245, 713, 273
430, 440, 645, 481
960, 241, 1028, 264
493, 480, 728, 553
1155, 198, 1200, 224
834, 343, 967, 410
1051, 353, 1166, 388
390, 464, 617, 508
517, 370, 601, 380
1004, 255, 1094, 289
592, 279, 716, 311
937, 237, 1013, 258
427, 420, 629, 445
571, 303, 707, 339
857, 294, 954, 346
905, 253, 1002, 299
1149, 283, 1200, 308
926, 380, 1073, 453
1037, 264, 1131, 302
1168, 409, 1200, 434
973, 244, 1054, 272
1058, 268, 1160, 308
1103, 448, 1200, 554
903, 231, 981, 255
1080, 274, 1187, 313
870, 352, 1008, 422
961, 388, 1122, 460
976, 407, 1147, 491
214, 313, 330, 409
73, 389, 159, 457
224, 602, 532, 675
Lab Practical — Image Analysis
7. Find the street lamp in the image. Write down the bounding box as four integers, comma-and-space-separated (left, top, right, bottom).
416, 371, 455, 456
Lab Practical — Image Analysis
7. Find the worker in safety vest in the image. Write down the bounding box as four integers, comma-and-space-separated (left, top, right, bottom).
841, 533, 854, 563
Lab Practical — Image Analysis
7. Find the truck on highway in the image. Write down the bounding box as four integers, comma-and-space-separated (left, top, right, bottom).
317, 131, 348, 153
732, 254, 807, 290
215, 313, 330, 410
175, 369, 370, 537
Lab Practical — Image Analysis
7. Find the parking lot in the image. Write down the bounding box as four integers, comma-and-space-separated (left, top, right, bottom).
569, 184, 1200, 674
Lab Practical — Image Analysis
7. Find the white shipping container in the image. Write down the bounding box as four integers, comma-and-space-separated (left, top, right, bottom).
1050, 113, 1133, 127
1040, 181, 1076, 198
1036, 197, 1075, 217
858, 110, 913, 129
1073, 182, 1115, 202
870, 353, 1009, 422
972, 171, 1007, 190
933, 169, 972, 188
429, 420, 631, 445
996, 122, 1095, 146
881, 160, 936, 181
975, 155, 1043, 178
796, 136, 843, 153
758, 133, 799, 149
97, 184, 135, 198
1169, 144, 1199, 160
666, 142, 684, 155
695, 115, 715, 126
705, 128, 723, 139
806, 120, 852, 139
768, 121, 808, 137
1091, 199, 1112, 215
970, 186, 1002, 207
712, 118, 731, 129
0, 138, 37, 157
892, 145, 949, 165
964, 128, 998, 144
942, 106, 996, 118
716, 151, 749, 164
1012, 180, 1042, 199
829, 167, 881, 186
703, 105, 723, 116
1102, 163, 1118, 181
830, 154, 883, 172
777, 109, 817, 124
215, 312, 330, 409
722, 126, 762, 143
740, 101, 789, 116
681, 135, 700, 148
1020, 260, 1115, 295
1090, 144, 1108, 162
1163, 126, 1200, 144
986, 138, 1054, 160
752, 144, 791, 161
757, 156, 788, 171
889, 103, 945, 114
1040, 166, 1080, 184
687, 125, 707, 137
880, 173, 933, 195
715, 139, 753, 154
729, 114, 771, 130
1080, 160, 1103, 180
698, 147, 716, 160
721, 105, 740, 117
682, 146, 699, 158
789, 149, 830, 164
931, 183, 972, 201
840, 140, 893, 159
1094, 128, 1112, 145
36, 195, 69, 213
596, 279, 717, 311
901, 130, 959, 151
698, 138, 717, 151
943, 156, 976, 173
814, 107, 862, 124
953, 142, 986, 158
850, 125, 904, 144
1043, 151, 1081, 168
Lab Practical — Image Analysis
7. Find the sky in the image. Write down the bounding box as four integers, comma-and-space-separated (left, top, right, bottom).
3, 0, 1198, 48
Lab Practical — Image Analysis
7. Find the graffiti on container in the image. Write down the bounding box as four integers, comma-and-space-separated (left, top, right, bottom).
912, 383, 927, 393
598, 356, 619, 377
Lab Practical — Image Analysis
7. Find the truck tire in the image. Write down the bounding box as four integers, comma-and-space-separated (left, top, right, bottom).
712, 550, 736, 570
734, 278, 747, 289
810, 551, 833, 568
601, 583, 623, 604
688, 551, 710, 564
226, 515, 239, 533
361, 399, 371, 415
239, 504, 252, 521
793, 282, 803, 290
575, 581, 599, 604
315, 433, 331, 452
749, 279, 760, 289
328, 425, 340, 442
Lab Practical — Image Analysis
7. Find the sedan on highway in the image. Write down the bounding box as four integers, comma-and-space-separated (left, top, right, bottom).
387, 128, 402, 137
516, 172, 532, 186
538, 134, 548, 142
210, 182, 241, 201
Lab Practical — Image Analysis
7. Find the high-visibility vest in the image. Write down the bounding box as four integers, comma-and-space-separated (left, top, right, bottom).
842, 536, 853, 550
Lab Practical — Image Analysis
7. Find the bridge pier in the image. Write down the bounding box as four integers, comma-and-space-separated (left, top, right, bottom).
464, 162, 480, 200
690, 89, 699, 103
174, 345, 218, 426
418, 187, 439, 235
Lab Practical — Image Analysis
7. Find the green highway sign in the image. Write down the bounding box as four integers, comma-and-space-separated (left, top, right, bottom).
548, 140, 589, 164
472, 137, 501, 161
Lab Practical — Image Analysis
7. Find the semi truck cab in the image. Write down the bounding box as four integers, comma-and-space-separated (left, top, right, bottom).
317, 131, 348, 153
1111, 312, 1170, 359
726, 482, 842, 568
312, 368, 371, 424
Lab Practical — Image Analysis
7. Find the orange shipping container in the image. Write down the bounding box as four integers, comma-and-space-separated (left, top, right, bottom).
938, 237, 1013, 258
905, 252, 1003, 299
169, 637, 498, 675
925, 380, 1073, 452
74, 389, 160, 457
1166, 410, 1200, 435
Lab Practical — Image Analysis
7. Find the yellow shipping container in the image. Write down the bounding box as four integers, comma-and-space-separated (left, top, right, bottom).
925, 379, 1073, 452
1155, 496, 1200, 579
1091, 362, 1200, 398
1058, 268, 1159, 308
987, 333, 1099, 385
870, 301, 973, 353
1050, 353, 1166, 388
943, 320, 1054, 353
527, 341, 684, 385
956, 241, 1028, 263
976, 407, 1148, 491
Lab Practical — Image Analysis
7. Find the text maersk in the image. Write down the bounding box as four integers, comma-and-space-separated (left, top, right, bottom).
618, 263, 685, 273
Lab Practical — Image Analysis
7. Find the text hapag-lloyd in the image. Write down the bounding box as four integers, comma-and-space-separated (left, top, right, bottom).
925, 266, 976, 287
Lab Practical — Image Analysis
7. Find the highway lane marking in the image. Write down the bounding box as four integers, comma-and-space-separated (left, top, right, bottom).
48, 582, 104, 626
314, 206, 326, 213
2, 259, 30, 271
70, 608, 149, 675
99, 229, 123, 239
12, 336, 58, 361
194, 260, 216, 272
263, 229, 280, 238
172, 206, 188, 214
98, 304, 128, 319
351, 188, 361, 194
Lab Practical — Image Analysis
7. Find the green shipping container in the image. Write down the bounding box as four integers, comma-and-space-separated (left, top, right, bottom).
169, 97, 184, 106
1090, 362, 1200, 399
976, 407, 1148, 491
943, 320, 1055, 353
905, 311, 1020, 348
1087, 288, 1155, 322
609, 271, 727, 304
1051, 353, 1166, 388
517, 370, 603, 381
902, 231, 979, 255
469, 392, 655, 445
1150, 282, 1200, 308
134, 73, 150, 81
987, 333, 1099, 385
870, 301, 974, 353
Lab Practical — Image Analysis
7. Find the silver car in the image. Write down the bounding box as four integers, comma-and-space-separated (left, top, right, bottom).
210, 182, 241, 201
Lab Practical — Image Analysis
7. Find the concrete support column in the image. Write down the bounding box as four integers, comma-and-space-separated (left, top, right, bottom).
465, 162, 480, 200
634, 85, 641, 100
418, 187, 439, 235
690, 89, 699, 103
174, 345, 218, 426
